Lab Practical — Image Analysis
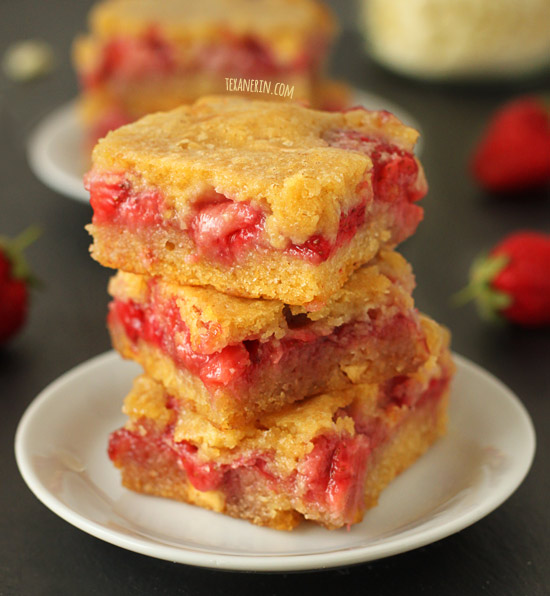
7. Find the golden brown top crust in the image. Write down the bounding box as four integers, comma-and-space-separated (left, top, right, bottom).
123, 319, 452, 475
91, 96, 423, 245
108, 249, 415, 354
81, 0, 335, 65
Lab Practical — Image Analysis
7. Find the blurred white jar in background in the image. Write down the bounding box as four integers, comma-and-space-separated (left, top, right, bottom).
360, 0, 550, 80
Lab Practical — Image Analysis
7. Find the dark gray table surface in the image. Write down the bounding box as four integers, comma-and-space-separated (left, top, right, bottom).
1, 1, 549, 594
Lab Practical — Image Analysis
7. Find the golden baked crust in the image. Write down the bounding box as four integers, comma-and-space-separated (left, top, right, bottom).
108, 249, 415, 353
75, 0, 335, 69
90, 95, 424, 246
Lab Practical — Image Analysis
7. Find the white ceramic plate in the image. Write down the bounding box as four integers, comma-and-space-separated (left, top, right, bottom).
26, 91, 422, 203
15, 351, 534, 571
27, 101, 89, 202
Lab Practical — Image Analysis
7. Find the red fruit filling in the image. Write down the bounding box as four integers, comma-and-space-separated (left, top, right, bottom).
108, 368, 449, 524
82, 29, 324, 90
108, 295, 251, 390
108, 418, 274, 494
108, 421, 372, 523
188, 198, 266, 265
323, 128, 424, 202
297, 434, 371, 522
286, 199, 366, 264
86, 171, 168, 228
189, 196, 369, 265
169, 440, 224, 492
324, 129, 425, 242
109, 277, 421, 397
197, 32, 327, 76
87, 171, 369, 265
195, 35, 283, 77
82, 27, 175, 89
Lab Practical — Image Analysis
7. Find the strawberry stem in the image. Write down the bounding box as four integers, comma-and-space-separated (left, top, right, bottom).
451, 284, 480, 307
11, 224, 42, 253
0, 225, 42, 283
452, 253, 512, 322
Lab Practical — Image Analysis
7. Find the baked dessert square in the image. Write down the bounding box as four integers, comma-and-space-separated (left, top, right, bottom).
108, 317, 454, 530
86, 96, 427, 305
108, 250, 431, 428
73, 0, 337, 145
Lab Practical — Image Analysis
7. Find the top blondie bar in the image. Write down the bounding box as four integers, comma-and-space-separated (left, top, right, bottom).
86, 96, 427, 305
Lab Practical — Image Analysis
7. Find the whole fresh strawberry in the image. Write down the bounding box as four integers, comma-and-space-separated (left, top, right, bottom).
456, 231, 550, 326
470, 96, 550, 192
0, 227, 40, 343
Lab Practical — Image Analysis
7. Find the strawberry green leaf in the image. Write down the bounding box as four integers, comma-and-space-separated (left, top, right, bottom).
452, 253, 513, 322
0, 225, 42, 284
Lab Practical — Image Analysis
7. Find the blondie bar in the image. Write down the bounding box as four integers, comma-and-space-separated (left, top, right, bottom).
86, 96, 427, 305
108, 250, 430, 428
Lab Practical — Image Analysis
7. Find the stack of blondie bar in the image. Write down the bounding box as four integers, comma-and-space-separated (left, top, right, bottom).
86, 96, 454, 530
73, 0, 347, 148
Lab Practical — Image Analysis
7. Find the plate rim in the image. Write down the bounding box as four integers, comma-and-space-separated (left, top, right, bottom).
14, 351, 536, 572
26, 100, 89, 203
